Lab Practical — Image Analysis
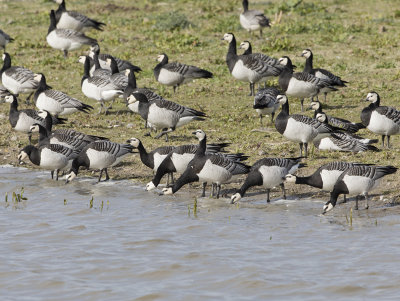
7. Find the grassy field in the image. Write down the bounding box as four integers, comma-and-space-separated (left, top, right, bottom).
1, 0, 399, 207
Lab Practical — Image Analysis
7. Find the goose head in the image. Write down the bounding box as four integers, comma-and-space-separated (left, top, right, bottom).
322, 201, 334, 214
33, 73, 44, 82
162, 187, 173, 195
192, 129, 206, 141
309, 101, 321, 111
316, 112, 328, 123
126, 138, 140, 148
365, 91, 380, 103
239, 41, 250, 50
78, 55, 87, 64
284, 174, 297, 183
37, 110, 49, 119
29, 124, 40, 134
276, 94, 288, 105
65, 171, 77, 184
146, 181, 156, 191
156, 54, 167, 62
222, 33, 234, 43
127, 92, 148, 104
4, 95, 15, 103
301, 49, 312, 58
230, 193, 242, 204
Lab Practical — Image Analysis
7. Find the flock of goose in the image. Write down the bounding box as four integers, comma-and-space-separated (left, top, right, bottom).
1, 0, 399, 214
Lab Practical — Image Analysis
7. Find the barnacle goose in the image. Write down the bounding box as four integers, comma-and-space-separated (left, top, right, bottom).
253, 87, 281, 127
301, 49, 348, 102
33, 73, 92, 116
278, 56, 336, 112
145, 142, 237, 192
65, 141, 135, 183
80, 55, 123, 114
0, 29, 14, 51
127, 92, 206, 141
239, 41, 282, 69
89, 44, 141, 73
47, 10, 98, 58
126, 137, 176, 174
38, 109, 107, 143
18, 144, 79, 180
79, 54, 110, 79
153, 53, 213, 93
30, 123, 91, 153
54, 0, 105, 32
231, 157, 304, 204
285, 161, 366, 199
313, 112, 379, 153
240, 0, 270, 36
322, 165, 397, 214
105, 57, 128, 91
222, 33, 281, 96
361, 91, 400, 148
309, 100, 364, 133
5, 95, 65, 144
1, 53, 38, 100
162, 130, 250, 198
275, 94, 334, 157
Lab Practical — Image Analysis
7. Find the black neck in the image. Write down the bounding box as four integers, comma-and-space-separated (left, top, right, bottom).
195, 135, 207, 157
93, 53, 102, 70
43, 112, 53, 132
137, 141, 154, 169
37, 124, 50, 146
226, 35, 238, 73
153, 54, 168, 78
24, 145, 40, 166
0, 53, 11, 76
238, 171, 263, 197
127, 69, 137, 89
109, 57, 119, 74
296, 175, 321, 188
81, 57, 91, 86
70, 155, 88, 176
243, 43, 252, 55
171, 167, 199, 193
303, 53, 313, 73
242, 0, 249, 11
48, 10, 57, 34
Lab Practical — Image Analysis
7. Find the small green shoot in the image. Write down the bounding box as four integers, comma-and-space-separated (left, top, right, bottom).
89, 196, 94, 209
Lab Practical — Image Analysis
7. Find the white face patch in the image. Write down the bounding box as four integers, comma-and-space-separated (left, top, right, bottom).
323, 203, 334, 214
125, 69, 131, 76
277, 95, 287, 105
66, 171, 76, 183
285, 174, 296, 183
78, 56, 86, 64
38, 110, 47, 119
162, 187, 173, 195
194, 130, 205, 140
2, 53, 5, 60
128, 138, 140, 148
33, 73, 42, 82
30, 125, 40, 133
316, 113, 327, 123
366, 92, 378, 103
5, 95, 13, 103
146, 181, 156, 191
231, 193, 241, 203
157, 54, 164, 62
310, 101, 320, 110
106, 58, 111, 66
278, 57, 288, 66
127, 95, 136, 104
223, 33, 233, 42
18, 151, 28, 162
302, 50, 311, 58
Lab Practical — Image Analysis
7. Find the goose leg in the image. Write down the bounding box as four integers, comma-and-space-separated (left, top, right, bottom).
381, 135, 385, 148
216, 184, 221, 199
259, 28, 263, 38
56, 169, 59, 181
166, 173, 170, 186
104, 168, 110, 181
299, 143, 303, 157
28, 133, 32, 145
324, 92, 328, 102
248, 83, 253, 96
280, 183, 286, 199
98, 169, 104, 182
63, 50, 68, 58
387, 136, 391, 148
266, 189, 270, 203
270, 112, 275, 125
51, 170, 54, 180
355, 195, 359, 210
25, 92, 33, 104
170, 173, 174, 184
300, 99, 304, 112
259, 115, 264, 128
304, 142, 308, 158
173, 86, 177, 93
343, 195, 347, 203
105, 99, 115, 114
155, 128, 174, 141
201, 182, 207, 197
364, 193, 369, 210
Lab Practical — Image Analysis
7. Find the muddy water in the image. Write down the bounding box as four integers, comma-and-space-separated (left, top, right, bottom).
0, 165, 399, 300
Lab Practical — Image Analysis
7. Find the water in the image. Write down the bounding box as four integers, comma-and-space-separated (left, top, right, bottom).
1, 165, 399, 300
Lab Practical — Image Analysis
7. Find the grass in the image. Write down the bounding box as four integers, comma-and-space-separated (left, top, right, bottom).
0, 0, 399, 202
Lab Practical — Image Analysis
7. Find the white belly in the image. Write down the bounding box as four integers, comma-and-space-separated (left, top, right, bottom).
82, 80, 101, 101
13, 113, 36, 133
153, 153, 168, 172
283, 118, 315, 143
2, 73, 35, 95
231, 60, 261, 83
127, 102, 139, 114
171, 153, 195, 173
197, 159, 232, 184
368, 111, 400, 135
86, 149, 116, 170
343, 175, 377, 195
40, 148, 68, 170
147, 104, 179, 129
47, 31, 71, 51
157, 69, 184, 86
36, 94, 63, 115
320, 169, 344, 191
259, 165, 286, 189
240, 14, 260, 31
286, 78, 317, 98
315, 137, 340, 151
